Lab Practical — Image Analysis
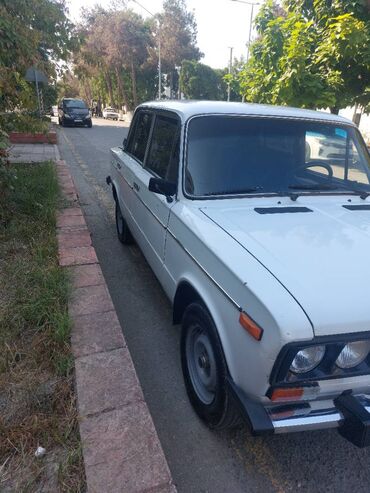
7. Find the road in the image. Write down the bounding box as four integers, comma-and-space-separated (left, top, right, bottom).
57, 118, 370, 493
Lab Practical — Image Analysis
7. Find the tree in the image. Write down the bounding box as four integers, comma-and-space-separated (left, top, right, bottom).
0, 0, 75, 111
180, 60, 226, 100
157, 0, 202, 97
238, 0, 370, 113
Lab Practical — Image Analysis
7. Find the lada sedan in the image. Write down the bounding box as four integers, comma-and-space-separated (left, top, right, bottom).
107, 101, 370, 447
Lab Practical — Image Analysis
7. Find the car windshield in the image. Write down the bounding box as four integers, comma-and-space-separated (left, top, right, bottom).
64, 100, 87, 109
185, 116, 370, 197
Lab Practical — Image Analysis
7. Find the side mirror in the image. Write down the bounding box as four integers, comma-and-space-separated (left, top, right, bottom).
122, 137, 127, 150
149, 177, 176, 201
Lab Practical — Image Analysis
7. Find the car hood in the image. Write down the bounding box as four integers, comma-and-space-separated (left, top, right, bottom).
200, 198, 370, 336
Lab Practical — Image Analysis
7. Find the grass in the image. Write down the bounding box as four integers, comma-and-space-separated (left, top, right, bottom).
0, 163, 85, 492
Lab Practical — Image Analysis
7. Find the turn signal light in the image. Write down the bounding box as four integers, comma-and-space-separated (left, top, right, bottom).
239, 312, 263, 341
270, 387, 304, 402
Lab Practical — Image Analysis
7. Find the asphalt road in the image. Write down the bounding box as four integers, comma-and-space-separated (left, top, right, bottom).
57, 117, 370, 493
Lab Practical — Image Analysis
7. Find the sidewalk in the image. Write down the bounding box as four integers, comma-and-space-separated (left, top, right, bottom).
8, 143, 59, 163
55, 156, 177, 493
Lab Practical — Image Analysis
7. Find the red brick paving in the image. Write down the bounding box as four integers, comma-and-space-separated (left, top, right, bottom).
75, 347, 144, 416
80, 403, 174, 493
69, 283, 114, 317
57, 213, 86, 229
69, 263, 104, 289
56, 159, 176, 493
59, 245, 98, 267
71, 310, 124, 358
57, 230, 91, 249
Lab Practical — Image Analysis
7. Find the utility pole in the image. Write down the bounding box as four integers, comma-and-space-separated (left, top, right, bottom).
230, 0, 260, 62
227, 47, 233, 102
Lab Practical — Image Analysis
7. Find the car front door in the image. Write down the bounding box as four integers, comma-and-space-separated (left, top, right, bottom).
131, 111, 180, 283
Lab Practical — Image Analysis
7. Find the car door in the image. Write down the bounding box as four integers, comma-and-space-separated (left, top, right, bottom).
130, 111, 180, 282
111, 109, 153, 234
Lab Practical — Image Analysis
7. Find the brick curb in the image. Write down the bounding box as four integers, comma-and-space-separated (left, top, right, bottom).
55, 159, 177, 493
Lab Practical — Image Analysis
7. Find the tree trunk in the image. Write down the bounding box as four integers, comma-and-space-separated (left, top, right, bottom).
115, 66, 131, 111
130, 59, 138, 108
105, 72, 115, 107
330, 107, 339, 115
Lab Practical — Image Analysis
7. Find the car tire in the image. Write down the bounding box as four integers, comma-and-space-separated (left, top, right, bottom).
181, 302, 241, 430
115, 199, 133, 244
87, 121, 92, 128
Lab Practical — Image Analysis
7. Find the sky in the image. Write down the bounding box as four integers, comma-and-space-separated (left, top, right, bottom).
66, 0, 261, 69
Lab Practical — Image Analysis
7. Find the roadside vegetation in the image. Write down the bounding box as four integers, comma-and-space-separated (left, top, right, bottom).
0, 163, 85, 492
230, 0, 370, 117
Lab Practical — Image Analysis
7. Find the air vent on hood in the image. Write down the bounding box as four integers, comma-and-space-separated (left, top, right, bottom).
342, 204, 370, 211
254, 207, 313, 214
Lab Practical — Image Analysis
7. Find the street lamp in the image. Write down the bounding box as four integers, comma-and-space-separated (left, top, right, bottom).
130, 0, 162, 100
231, 0, 260, 63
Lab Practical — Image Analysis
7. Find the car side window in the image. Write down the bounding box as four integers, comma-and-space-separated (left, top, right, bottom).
127, 111, 153, 163
145, 115, 179, 181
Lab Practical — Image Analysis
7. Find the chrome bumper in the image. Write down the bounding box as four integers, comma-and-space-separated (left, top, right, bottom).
228, 378, 370, 447
272, 405, 370, 433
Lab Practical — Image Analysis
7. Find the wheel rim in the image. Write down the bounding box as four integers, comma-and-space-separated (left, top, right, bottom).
186, 324, 217, 405
116, 203, 124, 235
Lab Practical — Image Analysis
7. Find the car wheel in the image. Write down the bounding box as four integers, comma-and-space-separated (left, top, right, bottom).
59, 118, 64, 127
87, 121, 92, 128
115, 199, 133, 244
181, 302, 241, 430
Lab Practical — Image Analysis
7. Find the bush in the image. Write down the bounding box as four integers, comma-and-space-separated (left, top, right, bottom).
0, 113, 50, 135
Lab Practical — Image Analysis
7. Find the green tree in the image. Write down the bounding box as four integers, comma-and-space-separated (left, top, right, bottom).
180, 60, 226, 100
238, 0, 370, 113
157, 0, 202, 97
0, 0, 75, 110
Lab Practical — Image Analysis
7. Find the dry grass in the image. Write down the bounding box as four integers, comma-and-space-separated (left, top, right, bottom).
0, 163, 85, 492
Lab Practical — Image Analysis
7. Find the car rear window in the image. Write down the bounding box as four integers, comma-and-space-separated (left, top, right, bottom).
127, 111, 153, 163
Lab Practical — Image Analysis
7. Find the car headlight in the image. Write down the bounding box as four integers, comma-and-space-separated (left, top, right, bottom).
65, 113, 72, 118
336, 341, 370, 369
290, 345, 326, 374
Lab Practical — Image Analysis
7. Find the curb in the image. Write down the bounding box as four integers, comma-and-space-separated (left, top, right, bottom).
55, 158, 177, 493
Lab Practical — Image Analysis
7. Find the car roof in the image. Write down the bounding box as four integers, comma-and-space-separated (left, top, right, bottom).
138, 100, 354, 125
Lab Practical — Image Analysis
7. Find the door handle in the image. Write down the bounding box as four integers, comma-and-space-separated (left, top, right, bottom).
117, 161, 122, 169
133, 182, 140, 192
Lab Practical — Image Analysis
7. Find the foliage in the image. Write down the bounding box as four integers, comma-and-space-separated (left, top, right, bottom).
180, 60, 226, 100
238, 0, 370, 112
0, 113, 50, 134
157, 0, 202, 97
68, 0, 202, 109
0, 0, 75, 112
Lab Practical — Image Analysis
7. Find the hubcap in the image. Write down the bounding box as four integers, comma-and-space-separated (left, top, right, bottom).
186, 324, 217, 405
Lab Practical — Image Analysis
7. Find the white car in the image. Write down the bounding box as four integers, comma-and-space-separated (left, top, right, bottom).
103, 107, 119, 120
107, 101, 370, 447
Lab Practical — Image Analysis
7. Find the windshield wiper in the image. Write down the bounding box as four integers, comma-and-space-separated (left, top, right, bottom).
203, 186, 263, 196
288, 183, 370, 200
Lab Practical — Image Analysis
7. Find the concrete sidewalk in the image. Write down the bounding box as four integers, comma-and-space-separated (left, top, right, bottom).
8, 143, 59, 163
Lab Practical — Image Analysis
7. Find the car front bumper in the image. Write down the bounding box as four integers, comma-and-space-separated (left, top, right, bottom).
228, 378, 370, 448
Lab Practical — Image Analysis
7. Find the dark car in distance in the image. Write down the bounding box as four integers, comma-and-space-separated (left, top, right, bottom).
58, 98, 92, 128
